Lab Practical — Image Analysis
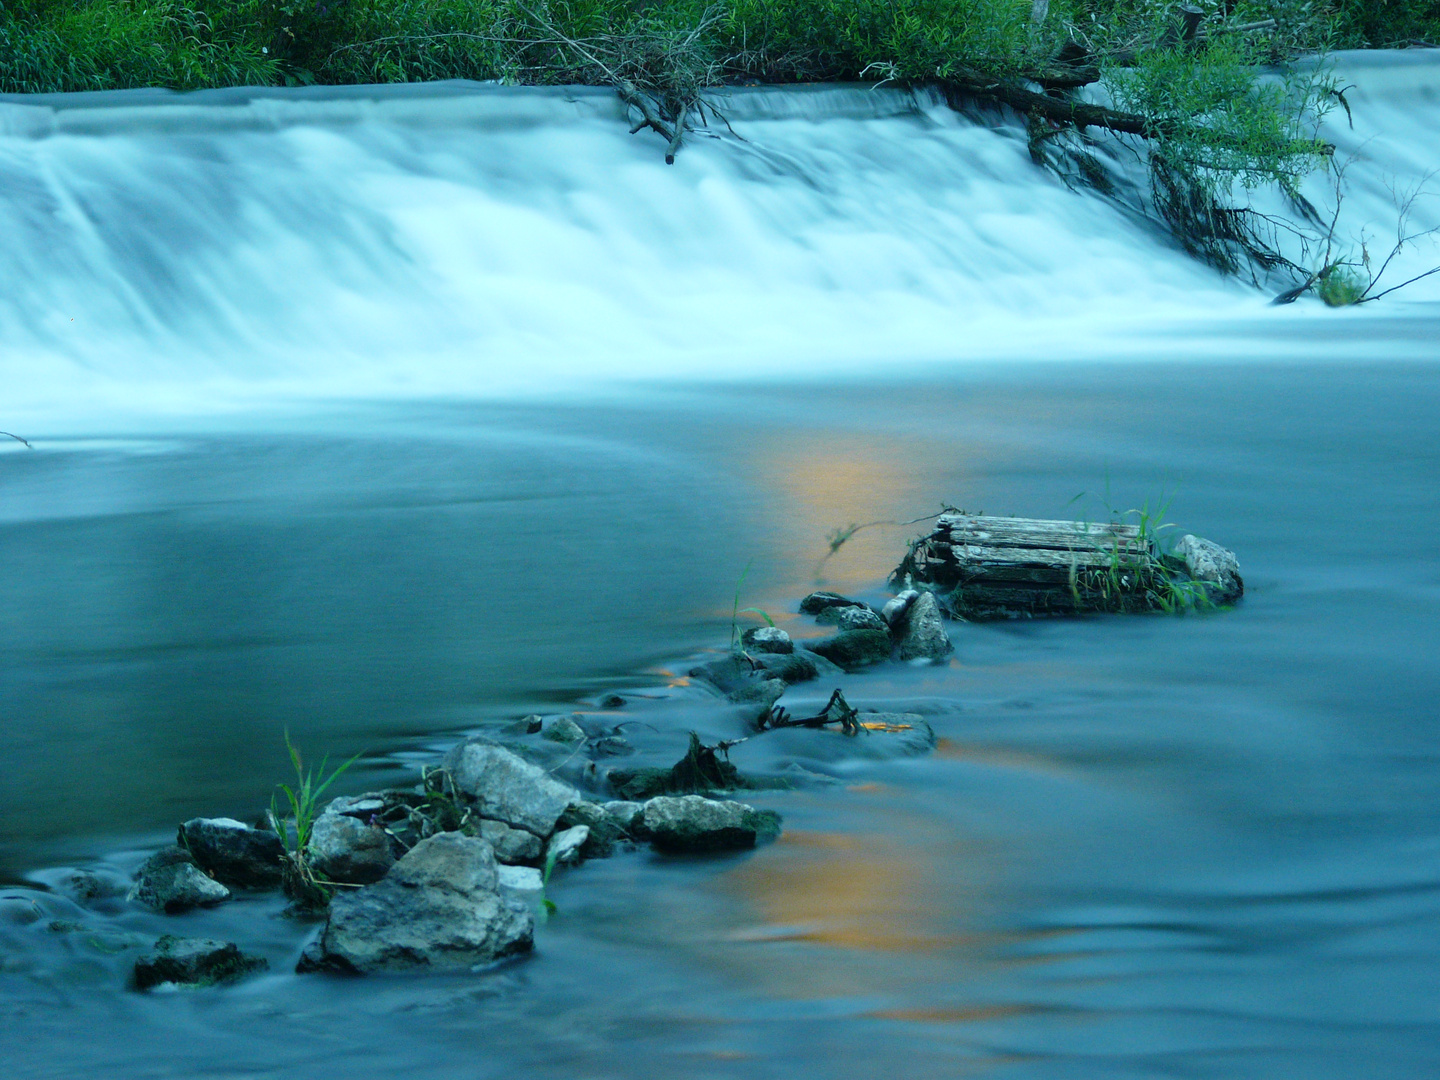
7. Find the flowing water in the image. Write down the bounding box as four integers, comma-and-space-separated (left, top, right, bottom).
1, 51, 1438, 1080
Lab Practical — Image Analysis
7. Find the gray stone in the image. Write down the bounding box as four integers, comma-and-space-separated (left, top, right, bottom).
542, 716, 587, 745
546, 825, 589, 867
497, 864, 543, 892
641, 796, 781, 853
897, 591, 953, 662
502, 715, 543, 736
310, 833, 532, 974
688, 655, 787, 705
557, 801, 623, 857
741, 626, 794, 654
307, 812, 395, 885
818, 605, 887, 633
799, 591, 865, 615
592, 735, 635, 757
750, 651, 819, 685
729, 676, 786, 709
882, 589, 919, 627
807, 628, 893, 670
600, 800, 644, 832
127, 847, 230, 913
442, 740, 580, 838
480, 819, 543, 864
133, 935, 266, 990
178, 818, 284, 888
1175, 534, 1244, 603
324, 794, 388, 819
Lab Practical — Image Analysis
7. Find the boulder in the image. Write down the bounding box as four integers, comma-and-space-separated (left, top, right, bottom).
641, 796, 781, 853
807, 628, 893, 671
741, 626, 794, 654
556, 801, 624, 857
600, 800, 645, 833
178, 818, 284, 888
546, 825, 589, 867
542, 716, 587, 745
442, 740, 580, 838
308, 833, 532, 974
817, 605, 887, 632
127, 847, 230, 913
497, 865, 543, 892
133, 935, 266, 990
1174, 534, 1244, 604
307, 812, 395, 885
896, 591, 953, 662
480, 818, 543, 864
750, 651, 819, 685
799, 591, 865, 615
881, 589, 919, 628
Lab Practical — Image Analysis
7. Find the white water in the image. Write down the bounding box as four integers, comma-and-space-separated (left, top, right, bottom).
0, 52, 1437, 427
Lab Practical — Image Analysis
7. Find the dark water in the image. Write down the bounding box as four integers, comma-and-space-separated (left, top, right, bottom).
2, 359, 1438, 1078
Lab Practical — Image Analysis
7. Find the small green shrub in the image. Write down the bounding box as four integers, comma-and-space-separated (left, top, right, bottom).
1317, 262, 1368, 305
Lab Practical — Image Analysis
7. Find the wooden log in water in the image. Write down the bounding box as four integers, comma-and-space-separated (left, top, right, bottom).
890, 514, 1178, 619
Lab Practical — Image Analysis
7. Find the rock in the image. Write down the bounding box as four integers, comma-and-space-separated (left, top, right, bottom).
502, 715, 543, 736
750, 651, 818, 685
442, 740, 580, 838
127, 847, 231, 913
323, 794, 388, 819
1174, 534, 1244, 603
307, 812, 395, 885
557, 801, 624, 857
881, 589, 919, 627
641, 796, 781, 853
600, 801, 645, 833
896, 590, 953, 662
806, 628, 893, 670
497, 865, 543, 892
542, 716, 587, 745
688, 655, 788, 707
592, 735, 635, 757
178, 818, 284, 888
58, 869, 126, 904
546, 825, 589, 867
480, 819, 543, 864
799, 649, 846, 678
741, 626, 794, 654
598, 693, 627, 709
817, 605, 887, 633
799, 591, 865, 615
133, 935, 266, 990
309, 833, 532, 974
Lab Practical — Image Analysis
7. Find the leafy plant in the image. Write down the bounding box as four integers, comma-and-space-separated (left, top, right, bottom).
729, 559, 774, 653
266, 730, 361, 909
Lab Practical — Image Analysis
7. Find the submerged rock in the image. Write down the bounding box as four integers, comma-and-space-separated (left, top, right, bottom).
896, 591, 953, 662
641, 795, 780, 853
591, 735, 635, 757
307, 811, 395, 886
542, 716, 587, 745
480, 818, 543, 864
179, 818, 284, 888
128, 847, 230, 913
308, 833, 533, 975
741, 626, 794, 653
1174, 534, 1244, 604
442, 739, 580, 838
807, 628, 893, 670
750, 651, 819, 684
689, 655, 787, 706
133, 935, 266, 990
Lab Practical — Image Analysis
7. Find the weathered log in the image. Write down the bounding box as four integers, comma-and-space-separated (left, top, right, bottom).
890, 515, 1241, 619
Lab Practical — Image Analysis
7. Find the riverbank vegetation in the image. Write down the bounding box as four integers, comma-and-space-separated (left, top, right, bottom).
2, 1, 1436, 287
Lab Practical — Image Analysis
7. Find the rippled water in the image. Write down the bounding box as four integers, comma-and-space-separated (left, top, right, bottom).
2, 51, 1439, 1080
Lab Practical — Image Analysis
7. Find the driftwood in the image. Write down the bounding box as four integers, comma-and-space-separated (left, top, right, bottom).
890, 513, 1239, 619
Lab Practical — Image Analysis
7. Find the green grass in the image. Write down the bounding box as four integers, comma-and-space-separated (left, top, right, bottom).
266, 730, 361, 909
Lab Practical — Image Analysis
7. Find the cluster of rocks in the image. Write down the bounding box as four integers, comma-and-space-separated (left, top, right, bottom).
123, 733, 782, 986
687, 589, 952, 709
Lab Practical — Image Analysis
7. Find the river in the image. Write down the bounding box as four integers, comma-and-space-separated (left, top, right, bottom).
1, 51, 1438, 1080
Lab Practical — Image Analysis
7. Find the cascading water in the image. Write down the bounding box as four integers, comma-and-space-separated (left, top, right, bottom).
1, 50, 1436, 429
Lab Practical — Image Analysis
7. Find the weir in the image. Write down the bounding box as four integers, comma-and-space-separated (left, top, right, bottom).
0, 50, 1437, 430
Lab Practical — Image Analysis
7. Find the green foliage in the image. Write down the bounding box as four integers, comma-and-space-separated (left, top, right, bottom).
266, 730, 361, 909
1316, 261, 1366, 304
1332, 0, 1440, 47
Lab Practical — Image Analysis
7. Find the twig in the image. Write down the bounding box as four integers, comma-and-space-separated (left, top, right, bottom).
1, 431, 32, 449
